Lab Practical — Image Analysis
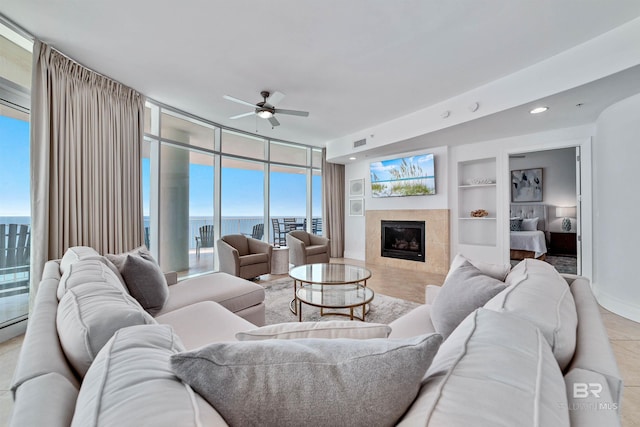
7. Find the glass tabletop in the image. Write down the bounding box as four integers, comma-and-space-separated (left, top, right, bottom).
289, 263, 372, 285
296, 284, 374, 309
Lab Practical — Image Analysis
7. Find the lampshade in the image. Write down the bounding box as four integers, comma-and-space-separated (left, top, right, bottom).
556, 206, 576, 218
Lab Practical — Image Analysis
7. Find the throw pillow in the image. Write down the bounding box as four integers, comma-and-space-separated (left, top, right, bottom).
446, 253, 511, 282
510, 217, 523, 231
431, 260, 507, 339
171, 334, 443, 427
521, 217, 539, 231
107, 246, 169, 315
236, 321, 392, 341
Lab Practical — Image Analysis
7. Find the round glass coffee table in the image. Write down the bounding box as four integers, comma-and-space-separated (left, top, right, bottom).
289, 263, 373, 321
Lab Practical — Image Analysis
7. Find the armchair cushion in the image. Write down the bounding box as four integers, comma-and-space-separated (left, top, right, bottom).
306, 244, 328, 256
289, 230, 311, 246
239, 253, 269, 267
222, 234, 250, 256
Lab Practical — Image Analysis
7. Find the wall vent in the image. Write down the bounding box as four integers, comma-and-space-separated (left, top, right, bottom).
353, 138, 367, 148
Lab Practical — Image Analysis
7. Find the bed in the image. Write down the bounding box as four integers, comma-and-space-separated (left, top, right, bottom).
510, 204, 548, 260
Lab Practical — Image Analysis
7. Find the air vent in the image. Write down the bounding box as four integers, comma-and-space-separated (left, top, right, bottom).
353, 138, 367, 148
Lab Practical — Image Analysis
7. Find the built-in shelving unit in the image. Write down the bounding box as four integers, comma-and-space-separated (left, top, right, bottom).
457, 158, 497, 247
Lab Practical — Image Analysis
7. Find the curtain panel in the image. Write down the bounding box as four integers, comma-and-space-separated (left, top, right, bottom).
321, 148, 345, 257
30, 41, 145, 300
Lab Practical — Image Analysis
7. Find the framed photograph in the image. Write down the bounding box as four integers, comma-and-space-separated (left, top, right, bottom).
511, 168, 543, 202
349, 198, 364, 216
349, 178, 365, 197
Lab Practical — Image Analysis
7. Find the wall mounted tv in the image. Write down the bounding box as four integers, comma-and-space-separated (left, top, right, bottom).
370, 153, 435, 197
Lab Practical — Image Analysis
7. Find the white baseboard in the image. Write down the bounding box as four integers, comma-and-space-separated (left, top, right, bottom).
0, 318, 27, 344
592, 283, 640, 323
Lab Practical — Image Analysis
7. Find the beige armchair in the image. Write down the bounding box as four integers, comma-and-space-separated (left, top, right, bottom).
216, 234, 273, 279
286, 230, 330, 267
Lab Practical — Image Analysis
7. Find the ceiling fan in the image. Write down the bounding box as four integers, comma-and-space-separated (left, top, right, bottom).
223, 91, 309, 127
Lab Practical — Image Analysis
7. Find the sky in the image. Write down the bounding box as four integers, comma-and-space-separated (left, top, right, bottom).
141, 156, 321, 218
370, 153, 435, 183
2, 114, 319, 219
0, 115, 30, 216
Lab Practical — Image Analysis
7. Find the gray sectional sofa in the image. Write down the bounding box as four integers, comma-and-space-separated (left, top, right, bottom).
9, 248, 622, 426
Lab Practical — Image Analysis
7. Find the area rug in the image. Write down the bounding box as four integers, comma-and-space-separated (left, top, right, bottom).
261, 278, 420, 325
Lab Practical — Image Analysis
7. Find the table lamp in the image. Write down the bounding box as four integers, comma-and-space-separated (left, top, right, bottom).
556, 206, 576, 232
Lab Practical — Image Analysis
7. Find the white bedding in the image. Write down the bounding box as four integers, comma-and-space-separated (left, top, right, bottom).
510, 230, 547, 258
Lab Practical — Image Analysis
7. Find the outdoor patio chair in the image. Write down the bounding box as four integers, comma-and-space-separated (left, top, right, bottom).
242, 223, 264, 240
195, 225, 215, 259
283, 217, 298, 232
271, 218, 286, 246
1, 224, 30, 296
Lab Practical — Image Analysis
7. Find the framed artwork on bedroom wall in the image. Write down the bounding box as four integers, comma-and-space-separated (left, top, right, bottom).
349, 178, 365, 197
511, 168, 543, 202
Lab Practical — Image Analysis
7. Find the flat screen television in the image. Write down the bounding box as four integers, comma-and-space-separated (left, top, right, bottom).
370, 153, 435, 197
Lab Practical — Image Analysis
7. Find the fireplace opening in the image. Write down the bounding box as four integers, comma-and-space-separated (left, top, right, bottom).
381, 220, 425, 262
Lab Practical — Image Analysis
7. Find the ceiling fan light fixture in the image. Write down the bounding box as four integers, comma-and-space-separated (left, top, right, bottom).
257, 109, 273, 119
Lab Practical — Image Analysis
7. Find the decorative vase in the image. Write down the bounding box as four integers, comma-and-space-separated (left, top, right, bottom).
561, 217, 572, 232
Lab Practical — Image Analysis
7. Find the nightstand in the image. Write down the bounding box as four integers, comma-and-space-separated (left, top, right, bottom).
549, 232, 577, 256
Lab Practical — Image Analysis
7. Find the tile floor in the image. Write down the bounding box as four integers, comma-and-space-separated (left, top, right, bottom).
0, 258, 638, 426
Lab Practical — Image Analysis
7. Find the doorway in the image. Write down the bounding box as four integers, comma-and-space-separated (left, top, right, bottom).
508, 147, 581, 274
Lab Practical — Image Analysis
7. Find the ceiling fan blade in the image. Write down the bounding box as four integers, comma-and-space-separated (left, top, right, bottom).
274, 108, 309, 117
268, 116, 280, 127
267, 91, 285, 106
229, 111, 255, 119
223, 95, 257, 108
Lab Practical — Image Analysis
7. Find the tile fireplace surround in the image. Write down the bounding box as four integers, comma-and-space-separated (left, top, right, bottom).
365, 209, 450, 275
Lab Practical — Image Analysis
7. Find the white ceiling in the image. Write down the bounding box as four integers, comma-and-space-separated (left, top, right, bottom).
3, 1, 640, 148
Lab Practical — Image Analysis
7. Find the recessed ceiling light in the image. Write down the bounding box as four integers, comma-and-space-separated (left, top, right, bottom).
349, 157, 357, 160
529, 107, 549, 114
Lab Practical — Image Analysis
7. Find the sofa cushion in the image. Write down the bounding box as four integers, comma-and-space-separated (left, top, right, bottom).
156, 272, 265, 316
155, 301, 256, 350
399, 309, 570, 427
431, 260, 506, 339
72, 325, 227, 426
238, 252, 269, 266
106, 246, 169, 315
59, 246, 101, 274
57, 258, 126, 301
388, 304, 436, 339
236, 321, 392, 341
57, 282, 156, 377
171, 334, 443, 427
446, 253, 511, 282
484, 258, 578, 371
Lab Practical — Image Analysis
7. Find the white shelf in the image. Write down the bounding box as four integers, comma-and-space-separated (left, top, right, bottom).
458, 184, 496, 189
458, 217, 496, 220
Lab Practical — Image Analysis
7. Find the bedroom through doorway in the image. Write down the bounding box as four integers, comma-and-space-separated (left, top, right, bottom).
508, 147, 580, 275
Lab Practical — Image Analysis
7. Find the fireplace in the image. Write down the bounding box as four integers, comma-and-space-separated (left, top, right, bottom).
381, 220, 425, 262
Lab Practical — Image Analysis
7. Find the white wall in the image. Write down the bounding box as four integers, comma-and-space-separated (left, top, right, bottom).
344, 146, 448, 260
509, 148, 577, 232
593, 93, 640, 322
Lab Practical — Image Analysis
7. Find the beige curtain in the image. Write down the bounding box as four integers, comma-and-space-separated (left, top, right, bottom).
30, 41, 145, 300
322, 148, 345, 257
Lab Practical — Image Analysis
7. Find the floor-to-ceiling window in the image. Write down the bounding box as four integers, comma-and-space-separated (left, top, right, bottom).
144, 102, 322, 279
0, 23, 32, 337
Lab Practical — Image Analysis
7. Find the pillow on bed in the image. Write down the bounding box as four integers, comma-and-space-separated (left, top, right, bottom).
510, 218, 523, 231
521, 217, 539, 231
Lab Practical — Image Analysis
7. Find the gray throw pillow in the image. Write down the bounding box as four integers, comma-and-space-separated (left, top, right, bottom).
171, 334, 443, 427
107, 247, 169, 315
431, 260, 506, 339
